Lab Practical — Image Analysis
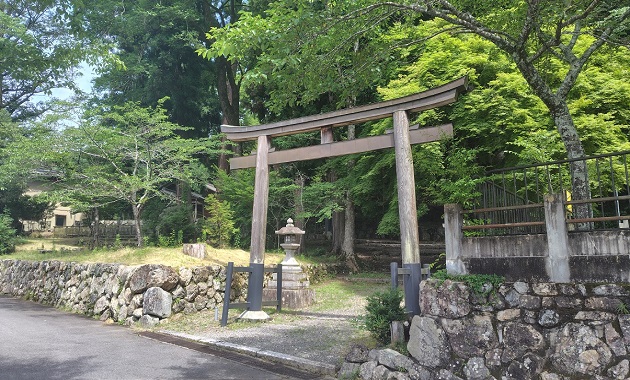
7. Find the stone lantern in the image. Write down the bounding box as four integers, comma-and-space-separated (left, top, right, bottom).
275, 218, 305, 266
263, 218, 314, 308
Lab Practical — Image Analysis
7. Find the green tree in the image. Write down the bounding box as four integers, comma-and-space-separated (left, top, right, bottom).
0, 212, 16, 254
75, 0, 257, 170
0, 1, 86, 120
209, 0, 630, 223
371, 0, 629, 219
203, 194, 237, 248
56, 100, 214, 246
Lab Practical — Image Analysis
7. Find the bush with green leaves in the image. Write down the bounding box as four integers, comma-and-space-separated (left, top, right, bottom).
362, 289, 407, 345
0, 213, 17, 254
203, 194, 237, 248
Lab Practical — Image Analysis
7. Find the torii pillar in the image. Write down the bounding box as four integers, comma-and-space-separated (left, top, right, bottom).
393, 110, 422, 315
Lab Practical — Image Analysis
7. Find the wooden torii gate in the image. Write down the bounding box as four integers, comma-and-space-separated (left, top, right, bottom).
222, 77, 468, 319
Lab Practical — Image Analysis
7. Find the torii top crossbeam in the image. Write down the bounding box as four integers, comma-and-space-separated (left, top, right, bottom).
221, 77, 467, 142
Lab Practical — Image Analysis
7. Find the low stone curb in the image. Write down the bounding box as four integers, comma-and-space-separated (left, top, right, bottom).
161, 330, 338, 377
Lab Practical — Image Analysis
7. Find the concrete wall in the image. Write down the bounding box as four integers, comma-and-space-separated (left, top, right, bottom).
445, 194, 630, 282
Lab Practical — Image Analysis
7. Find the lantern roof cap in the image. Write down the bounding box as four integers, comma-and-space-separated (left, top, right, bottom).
275, 218, 305, 236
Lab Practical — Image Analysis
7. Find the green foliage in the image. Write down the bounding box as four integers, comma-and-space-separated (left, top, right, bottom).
155, 204, 199, 245
0, 213, 17, 254
203, 194, 237, 248
1, 2, 85, 120
52, 100, 212, 246
432, 270, 504, 298
360, 289, 407, 345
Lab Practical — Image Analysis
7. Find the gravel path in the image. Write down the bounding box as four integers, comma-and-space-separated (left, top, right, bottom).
161, 281, 381, 368
192, 315, 369, 366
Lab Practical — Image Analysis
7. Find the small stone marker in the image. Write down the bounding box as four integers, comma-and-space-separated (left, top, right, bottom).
183, 243, 206, 259
391, 321, 405, 344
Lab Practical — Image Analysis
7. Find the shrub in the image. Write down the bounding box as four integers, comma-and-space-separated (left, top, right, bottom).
203, 194, 237, 248
0, 213, 16, 254
362, 289, 407, 345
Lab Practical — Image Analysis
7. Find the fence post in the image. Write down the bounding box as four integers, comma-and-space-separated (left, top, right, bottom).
221, 262, 234, 327
444, 204, 466, 275
544, 193, 571, 282
390, 262, 399, 290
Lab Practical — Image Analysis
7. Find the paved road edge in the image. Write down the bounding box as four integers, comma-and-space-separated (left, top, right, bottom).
160, 330, 338, 377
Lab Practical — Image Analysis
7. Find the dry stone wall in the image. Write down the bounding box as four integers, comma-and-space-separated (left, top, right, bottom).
341, 279, 630, 380
0, 259, 342, 326
0, 259, 239, 326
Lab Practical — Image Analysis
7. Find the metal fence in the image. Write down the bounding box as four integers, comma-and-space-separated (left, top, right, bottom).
463, 151, 630, 235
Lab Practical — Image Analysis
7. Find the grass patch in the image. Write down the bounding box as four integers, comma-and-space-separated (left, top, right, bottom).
9, 238, 286, 267
306, 278, 389, 312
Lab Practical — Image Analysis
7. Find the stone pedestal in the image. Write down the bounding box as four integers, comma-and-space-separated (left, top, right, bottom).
264, 264, 315, 309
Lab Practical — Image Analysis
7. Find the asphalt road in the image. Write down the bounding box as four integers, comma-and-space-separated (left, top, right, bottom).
0, 295, 319, 380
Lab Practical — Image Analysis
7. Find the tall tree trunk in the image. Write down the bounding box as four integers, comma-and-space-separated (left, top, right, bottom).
513, 53, 592, 228
91, 207, 100, 249
550, 100, 592, 228
216, 56, 240, 172
331, 211, 344, 255
294, 174, 306, 254
342, 190, 359, 271
342, 124, 359, 271
132, 204, 143, 247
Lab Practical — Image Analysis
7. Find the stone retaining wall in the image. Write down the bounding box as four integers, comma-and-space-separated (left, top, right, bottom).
340, 279, 630, 380
0, 259, 340, 326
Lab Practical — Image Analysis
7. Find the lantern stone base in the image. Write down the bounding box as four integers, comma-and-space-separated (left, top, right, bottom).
237, 309, 270, 322
264, 264, 315, 308
263, 288, 315, 309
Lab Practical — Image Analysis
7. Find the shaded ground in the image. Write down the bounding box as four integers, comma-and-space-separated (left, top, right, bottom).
160, 277, 390, 368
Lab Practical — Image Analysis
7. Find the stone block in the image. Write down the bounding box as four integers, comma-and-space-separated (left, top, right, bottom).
345, 345, 370, 363
585, 297, 622, 312
93, 295, 109, 315
442, 315, 498, 359
128, 265, 179, 293
519, 295, 541, 309
463, 357, 491, 380
408, 316, 450, 368
497, 308, 521, 321
182, 244, 206, 259
538, 309, 560, 327
142, 287, 172, 318
605, 323, 627, 357
192, 266, 210, 283
262, 288, 314, 309
593, 284, 628, 296
501, 322, 546, 361
555, 296, 582, 309
138, 314, 160, 328
551, 323, 612, 377
420, 279, 471, 318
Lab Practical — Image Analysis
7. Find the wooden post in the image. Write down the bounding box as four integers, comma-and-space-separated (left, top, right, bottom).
321, 127, 334, 144
393, 110, 421, 265
444, 204, 466, 275
544, 193, 571, 282
250, 135, 271, 264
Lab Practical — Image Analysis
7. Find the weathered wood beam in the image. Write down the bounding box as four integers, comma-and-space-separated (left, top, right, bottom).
229, 124, 453, 170
393, 111, 421, 265
221, 77, 467, 142
250, 135, 271, 264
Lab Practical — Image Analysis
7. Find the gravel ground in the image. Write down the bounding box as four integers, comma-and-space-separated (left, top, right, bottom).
192, 314, 370, 366
161, 281, 382, 367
